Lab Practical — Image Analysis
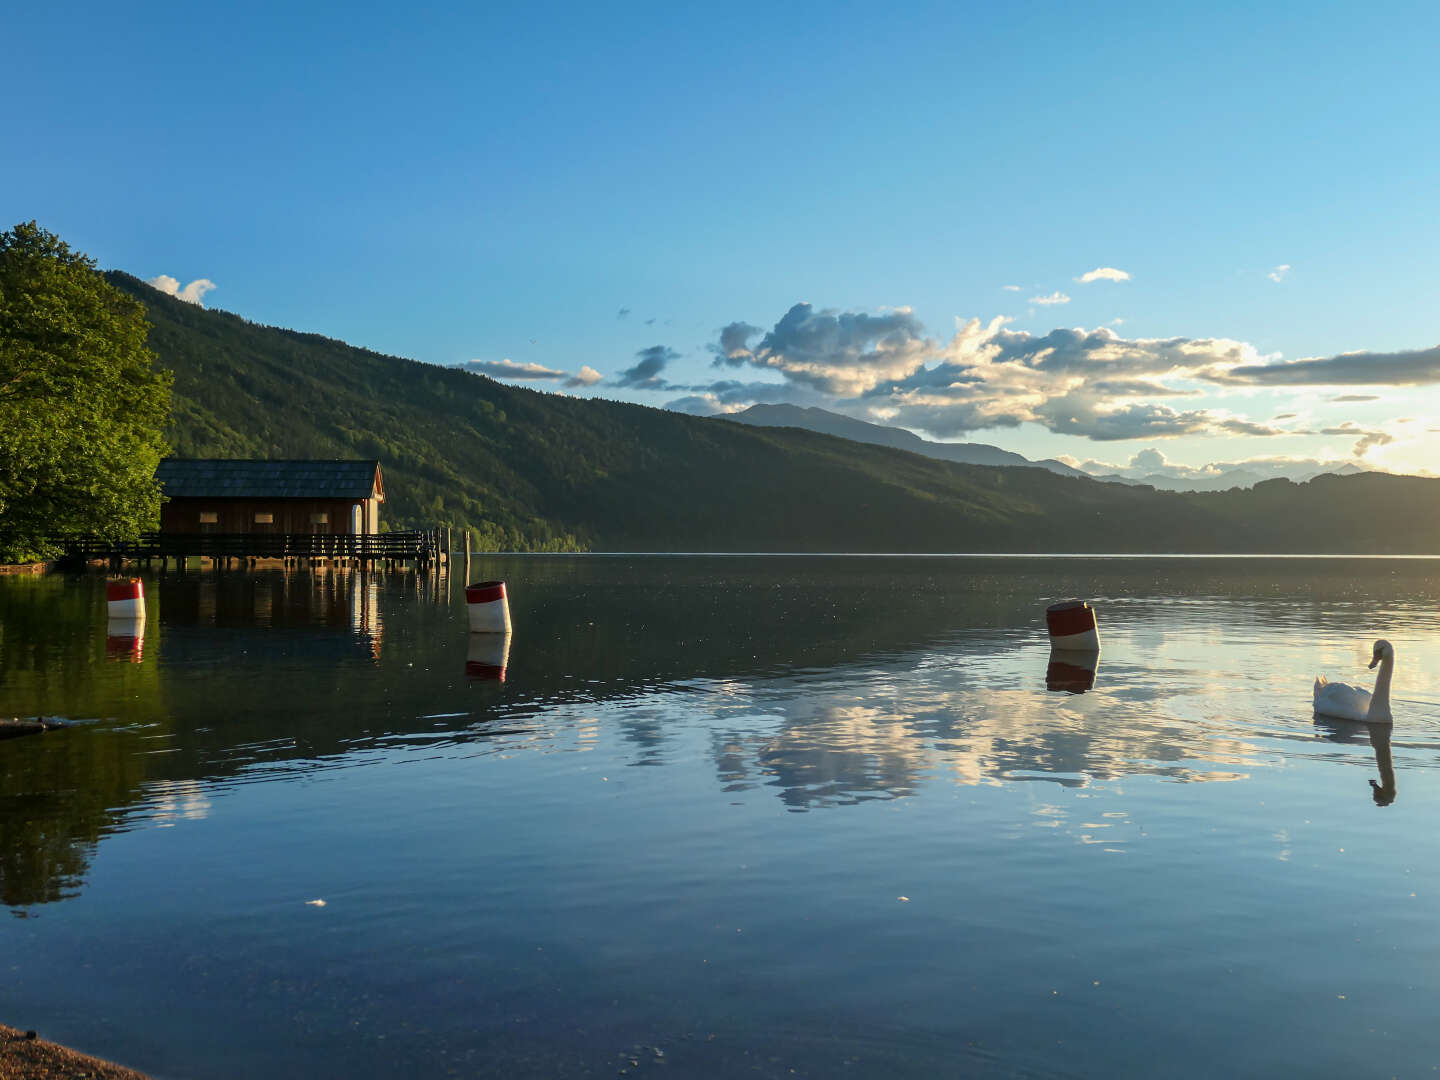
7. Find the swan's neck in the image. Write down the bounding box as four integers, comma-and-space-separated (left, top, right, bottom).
1368, 655, 1395, 722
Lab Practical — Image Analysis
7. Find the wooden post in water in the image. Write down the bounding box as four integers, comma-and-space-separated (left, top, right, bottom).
463, 531, 471, 581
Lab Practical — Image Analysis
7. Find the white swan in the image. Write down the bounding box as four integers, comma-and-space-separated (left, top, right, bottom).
1314, 639, 1394, 724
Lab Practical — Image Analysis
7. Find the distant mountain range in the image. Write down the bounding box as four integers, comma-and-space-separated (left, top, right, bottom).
1092, 461, 1371, 492
731, 404, 1372, 492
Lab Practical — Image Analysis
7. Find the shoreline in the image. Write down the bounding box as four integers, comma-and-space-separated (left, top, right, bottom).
0, 1023, 152, 1079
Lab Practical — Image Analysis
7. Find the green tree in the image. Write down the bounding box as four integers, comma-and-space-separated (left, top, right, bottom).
0, 222, 171, 562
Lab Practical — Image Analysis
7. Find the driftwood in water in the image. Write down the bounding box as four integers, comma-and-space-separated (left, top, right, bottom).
0, 718, 62, 740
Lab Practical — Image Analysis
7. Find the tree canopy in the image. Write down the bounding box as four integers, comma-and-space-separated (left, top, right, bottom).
0, 223, 172, 563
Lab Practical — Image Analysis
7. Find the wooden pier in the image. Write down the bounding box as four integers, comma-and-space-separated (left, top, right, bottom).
59, 529, 449, 572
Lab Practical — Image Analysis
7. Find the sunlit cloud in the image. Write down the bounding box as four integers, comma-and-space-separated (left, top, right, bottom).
1001, 284, 1022, 292
147, 274, 216, 306
1077, 267, 1131, 284
462, 358, 604, 388
691, 300, 1436, 455
710, 303, 932, 397
1030, 291, 1071, 306
1267, 264, 1291, 283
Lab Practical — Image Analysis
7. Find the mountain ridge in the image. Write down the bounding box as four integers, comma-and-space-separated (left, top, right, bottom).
731, 404, 1088, 478
106, 271, 1440, 554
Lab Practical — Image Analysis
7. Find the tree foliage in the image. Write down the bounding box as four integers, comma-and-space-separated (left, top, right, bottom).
0, 224, 172, 562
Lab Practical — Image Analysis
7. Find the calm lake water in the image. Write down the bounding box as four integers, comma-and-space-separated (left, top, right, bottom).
4, 556, 1440, 1078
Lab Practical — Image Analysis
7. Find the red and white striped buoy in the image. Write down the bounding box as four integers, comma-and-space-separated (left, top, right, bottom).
465, 580, 511, 633
465, 632, 511, 681
1045, 600, 1098, 651
106, 578, 145, 620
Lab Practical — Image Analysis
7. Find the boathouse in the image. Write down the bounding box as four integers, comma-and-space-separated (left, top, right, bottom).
156, 459, 385, 535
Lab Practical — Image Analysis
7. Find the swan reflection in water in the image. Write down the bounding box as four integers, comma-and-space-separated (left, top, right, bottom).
1313, 715, 1397, 806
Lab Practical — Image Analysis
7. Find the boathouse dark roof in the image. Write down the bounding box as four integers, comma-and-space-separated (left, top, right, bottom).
155, 459, 383, 500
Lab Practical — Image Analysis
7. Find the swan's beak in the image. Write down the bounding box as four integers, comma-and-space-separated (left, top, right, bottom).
1369, 656, 1380, 669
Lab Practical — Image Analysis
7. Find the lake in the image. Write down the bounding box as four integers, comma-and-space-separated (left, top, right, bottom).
3, 556, 1440, 1078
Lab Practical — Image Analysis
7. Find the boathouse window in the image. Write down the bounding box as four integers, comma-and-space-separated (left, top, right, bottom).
254, 512, 274, 525
198, 511, 218, 524
310, 512, 329, 525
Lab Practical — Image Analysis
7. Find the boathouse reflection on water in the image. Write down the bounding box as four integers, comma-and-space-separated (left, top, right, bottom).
0, 568, 394, 909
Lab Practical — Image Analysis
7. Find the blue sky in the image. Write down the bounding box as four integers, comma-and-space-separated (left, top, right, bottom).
6, 0, 1439, 478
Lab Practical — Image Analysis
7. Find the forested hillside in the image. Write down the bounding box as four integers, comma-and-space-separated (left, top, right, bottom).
108, 272, 1440, 554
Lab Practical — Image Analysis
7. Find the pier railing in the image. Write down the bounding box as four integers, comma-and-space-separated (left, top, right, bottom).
59, 530, 445, 565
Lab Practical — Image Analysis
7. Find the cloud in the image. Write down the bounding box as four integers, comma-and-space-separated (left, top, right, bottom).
1077, 267, 1131, 284
1316, 422, 1393, 457
462, 358, 603, 388
1225, 345, 1440, 386
703, 306, 1292, 442
1331, 394, 1379, 402
1267, 264, 1291, 283
1001, 284, 1022, 292
617, 307, 631, 320
1132, 448, 1167, 471
147, 274, 216, 306
1030, 291, 1071, 306
1030, 399, 1283, 442
615, 345, 680, 389
708, 303, 933, 397
664, 393, 757, 416
698, 300, 1432, 451
713, 321, 764, 363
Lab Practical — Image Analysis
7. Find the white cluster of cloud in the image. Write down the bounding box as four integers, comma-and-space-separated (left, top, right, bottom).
1030, 291, 1071, 306
1076, 267, 1131, 283
147, 274, 216, 306
464, 358, 602, 388
649, 301, 1436, 456
1268, 264, 1291, 283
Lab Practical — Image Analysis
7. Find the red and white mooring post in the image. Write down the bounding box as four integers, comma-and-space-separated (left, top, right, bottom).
465, 580, 511, 634
106, 578, 146, 621
1045, 600, 1099, 651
